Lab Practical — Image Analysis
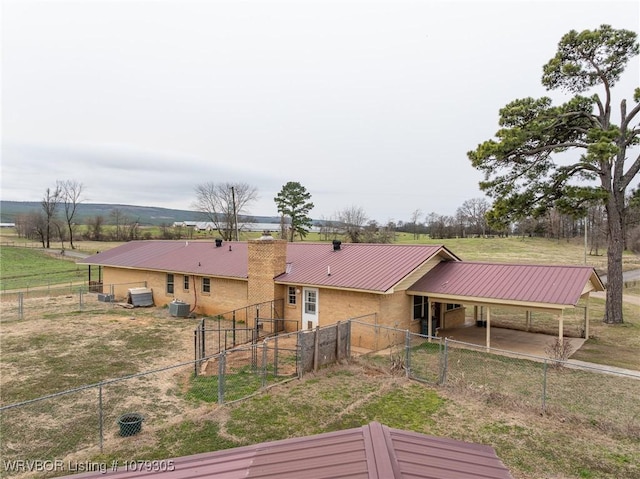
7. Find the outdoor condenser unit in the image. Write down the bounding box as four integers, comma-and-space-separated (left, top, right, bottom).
169, 300, 190, 317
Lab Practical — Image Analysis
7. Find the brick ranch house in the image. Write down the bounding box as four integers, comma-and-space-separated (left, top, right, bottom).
78, 236, 604, 349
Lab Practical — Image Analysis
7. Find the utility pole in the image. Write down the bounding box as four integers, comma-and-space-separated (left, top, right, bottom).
231, 186, 239, 241
584, 215, 588, 265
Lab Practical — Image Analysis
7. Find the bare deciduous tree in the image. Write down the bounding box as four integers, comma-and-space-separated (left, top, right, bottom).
194, 182, 258, 241
456, 198, 490, 237
337, 206, 368, 243
318, 215, 341, 241
362, 220, 396, 243
59, 179, 84, 250
41, 186, 61, 248
409, 209, 423, 240
87, 215, 104, 241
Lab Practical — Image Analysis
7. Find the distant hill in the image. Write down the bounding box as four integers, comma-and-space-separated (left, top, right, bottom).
0, 201, 282, 226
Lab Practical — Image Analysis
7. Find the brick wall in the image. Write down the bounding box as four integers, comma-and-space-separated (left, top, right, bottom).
103, 267, 249, 315
247, 237, 287, 306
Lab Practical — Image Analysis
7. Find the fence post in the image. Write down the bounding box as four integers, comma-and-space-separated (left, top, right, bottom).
201, 321, 206, 360
346, 320, 351, 360
251, 343, 258, 372
314, 326, 320, 372
336, 321, 341, 363
296, 333, 303, 379
98, 382, 104, 453
194, 330, 199, 377
440, 339, 449, 385
405, 330, 411, 378
18, 292, 24, 320
218, 352, 226, 404
232, 311, 236, 347
79, 288, 84, 311
261, 342, 268, 389
274, 334, 279, 376
542, 360, 548, 413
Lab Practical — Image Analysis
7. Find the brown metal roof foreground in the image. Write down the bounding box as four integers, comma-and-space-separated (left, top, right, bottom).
409, 261, 604, 307
79, 241, 459, 293
61, 422, 513, 479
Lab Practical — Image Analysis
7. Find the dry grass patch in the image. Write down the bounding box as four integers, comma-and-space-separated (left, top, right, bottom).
2, 287, 639, 479
0, 295, 198, 404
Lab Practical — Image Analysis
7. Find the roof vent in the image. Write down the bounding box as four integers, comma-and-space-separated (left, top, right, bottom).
332, 240, 342, 251
260, 231, 274, 240
215, 238, 223, 247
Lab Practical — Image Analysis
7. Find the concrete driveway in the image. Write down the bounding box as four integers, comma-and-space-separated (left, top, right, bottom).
437, 324, 585, 358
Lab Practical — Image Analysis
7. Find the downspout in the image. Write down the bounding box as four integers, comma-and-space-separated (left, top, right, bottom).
190, 275, 198, 314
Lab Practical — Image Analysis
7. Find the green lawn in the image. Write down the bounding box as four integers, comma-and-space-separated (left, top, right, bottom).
0, 246, 87, 290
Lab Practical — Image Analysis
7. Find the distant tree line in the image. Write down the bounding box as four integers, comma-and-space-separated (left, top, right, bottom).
13, 180, 640, 257
13, 180, 148, 246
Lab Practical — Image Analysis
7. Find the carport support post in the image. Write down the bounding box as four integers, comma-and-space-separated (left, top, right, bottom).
485, 306, 491, 351
584, 298, 590, 339
558, 311, 564, 345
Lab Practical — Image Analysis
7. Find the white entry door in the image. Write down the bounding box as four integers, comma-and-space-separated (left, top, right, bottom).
302, 287, 318, 330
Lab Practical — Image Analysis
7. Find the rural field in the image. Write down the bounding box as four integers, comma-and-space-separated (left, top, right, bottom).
1, 233, 639, 479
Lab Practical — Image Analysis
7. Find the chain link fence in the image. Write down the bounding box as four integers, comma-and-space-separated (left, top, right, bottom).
352, 321, 640, 442
0, 334, 302, 478
0, 283, 147, 322
2, 318, 638, 478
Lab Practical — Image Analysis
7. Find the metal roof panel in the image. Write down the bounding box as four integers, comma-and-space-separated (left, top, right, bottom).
409, 262, 603, 306
58, 422, 512, 479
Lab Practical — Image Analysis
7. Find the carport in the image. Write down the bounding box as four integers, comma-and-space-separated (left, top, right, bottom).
409, 262, 605, 350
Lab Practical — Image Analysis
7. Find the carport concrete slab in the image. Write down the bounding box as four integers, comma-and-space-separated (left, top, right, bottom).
438, 324, 585, 359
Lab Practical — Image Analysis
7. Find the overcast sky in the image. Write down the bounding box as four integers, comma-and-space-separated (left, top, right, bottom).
2, 0, 639, 222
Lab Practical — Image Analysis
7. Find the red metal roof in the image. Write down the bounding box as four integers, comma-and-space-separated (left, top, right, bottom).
60, 422, 513, 479
79, 241, 458, 293
409, 261, 604, 306
79, 240, 250, 279
78, 241, 602, 303
277, 243, 457, 292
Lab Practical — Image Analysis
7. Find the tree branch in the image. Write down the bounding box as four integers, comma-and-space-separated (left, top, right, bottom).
514, 141, 589, 156
592, 94, 606, 123
621, 152, 640, 190
621, 100, 640, 131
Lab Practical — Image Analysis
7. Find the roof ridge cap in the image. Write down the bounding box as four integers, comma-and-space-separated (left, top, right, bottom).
457, 261, 594, 269
362, 422, 402, 479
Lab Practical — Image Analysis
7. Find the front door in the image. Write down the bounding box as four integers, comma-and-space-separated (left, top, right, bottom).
302, 287, 318, 330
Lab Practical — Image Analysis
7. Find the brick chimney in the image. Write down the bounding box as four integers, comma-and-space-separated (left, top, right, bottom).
247, 234, 287, 306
